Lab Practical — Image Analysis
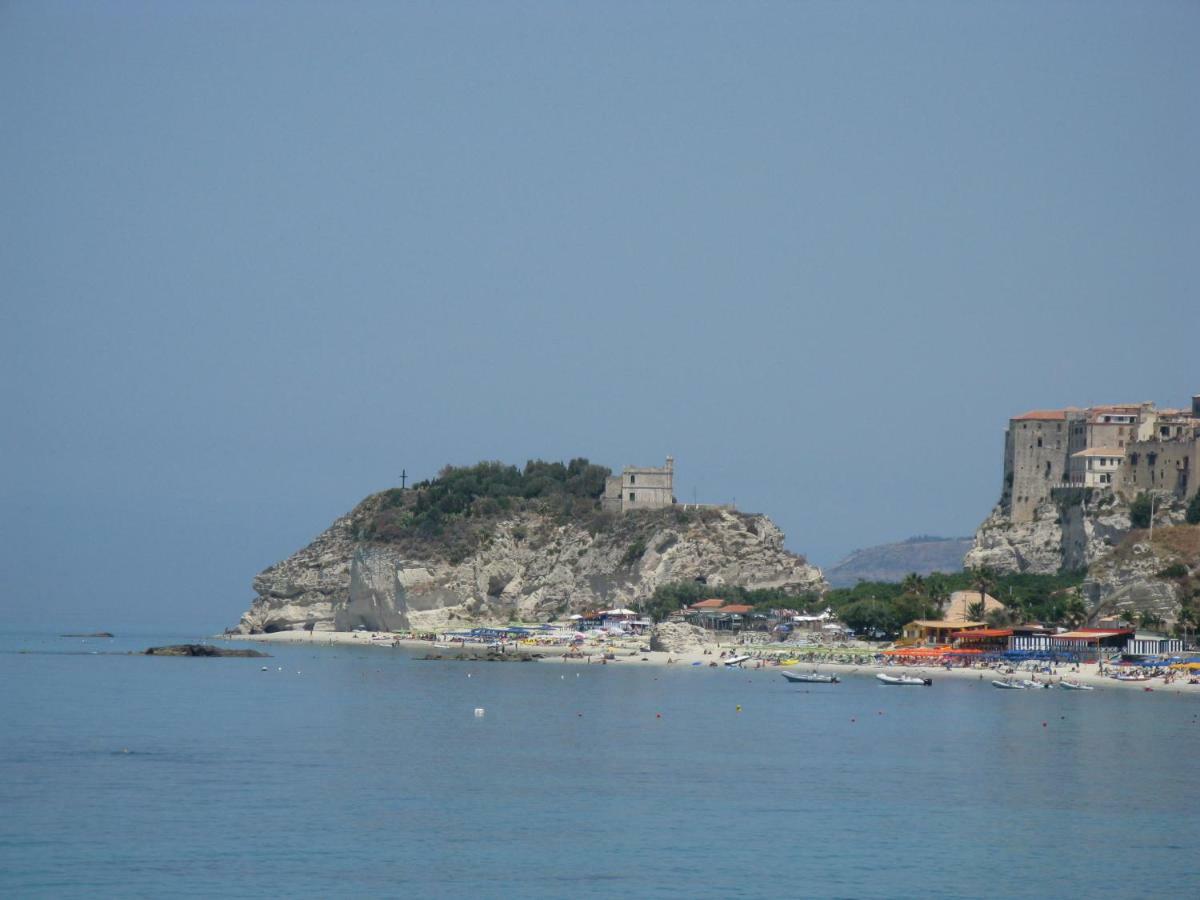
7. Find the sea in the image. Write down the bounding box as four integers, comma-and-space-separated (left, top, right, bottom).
2, 631, 1198, 899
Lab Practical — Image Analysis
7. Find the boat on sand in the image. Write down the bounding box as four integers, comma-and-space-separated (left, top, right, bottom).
723, 654, 752, 667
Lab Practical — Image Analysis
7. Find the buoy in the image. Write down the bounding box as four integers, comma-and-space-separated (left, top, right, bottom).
656, 713, 661, 718
474, 708, 485, 717
736, 705, 742, 712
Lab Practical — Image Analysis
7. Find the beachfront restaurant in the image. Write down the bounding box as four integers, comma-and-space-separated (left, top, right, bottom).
1048, 628, 1133, 661
901, 619, 986, 645
687, 602, 759, 632
951, 628, 1013, 652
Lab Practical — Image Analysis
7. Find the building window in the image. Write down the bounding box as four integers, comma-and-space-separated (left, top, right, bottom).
628, 492, 636, 502
1037, 437, 1043, 447
629, 475, 635, 484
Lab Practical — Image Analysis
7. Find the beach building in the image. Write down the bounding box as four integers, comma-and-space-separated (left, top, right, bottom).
1124, 634, 1184, 658
942, 591, 1005, 621
951, 628, 1012, 652
901, 619, 986, 644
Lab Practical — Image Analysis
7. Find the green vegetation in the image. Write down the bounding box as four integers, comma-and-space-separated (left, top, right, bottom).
1187, 491, 1200, 525
642, 581, 822, 624
357, 458, 612, 560
646, 568, 1089, 634
621, 537, 648, 569
1130, 492, 1153, 529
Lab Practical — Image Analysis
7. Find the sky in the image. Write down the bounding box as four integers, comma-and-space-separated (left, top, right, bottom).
2, 1, 1197, 632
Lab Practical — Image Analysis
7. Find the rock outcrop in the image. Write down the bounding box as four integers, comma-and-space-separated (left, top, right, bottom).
963, 500, 1066, 575
145, 644, 270, 657
965, 491, 1186, 576
1082, 526, 1199, 626
235, 501, 826, 634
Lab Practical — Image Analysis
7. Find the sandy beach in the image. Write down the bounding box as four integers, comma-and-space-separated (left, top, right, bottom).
222, 630, 1200, 694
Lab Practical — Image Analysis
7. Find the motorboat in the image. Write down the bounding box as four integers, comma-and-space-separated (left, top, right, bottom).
992, 679, 1026, 689
1020, 679, 1052, 689
780, 670, 839, 684
723, 654, 752, 667
876, 672, 931, 686
1060, 680, 1094, 691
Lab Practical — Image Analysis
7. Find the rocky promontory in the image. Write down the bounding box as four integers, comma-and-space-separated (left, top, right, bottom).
233, 461, 826, 634
145, 644, 270, 657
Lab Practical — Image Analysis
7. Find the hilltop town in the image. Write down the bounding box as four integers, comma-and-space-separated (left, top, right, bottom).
967, 392, 1199, 575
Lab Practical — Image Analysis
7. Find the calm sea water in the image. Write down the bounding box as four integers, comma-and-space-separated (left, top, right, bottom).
2, 631, 1198, 899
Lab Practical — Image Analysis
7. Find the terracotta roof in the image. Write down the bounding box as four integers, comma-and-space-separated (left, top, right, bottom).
906, 619, 985, 629
689, 599, 726, 609
943, 591, 1004, 620
952, 629, 1013, 639
1012, 409, 1068, 421
718, 604, 754, 614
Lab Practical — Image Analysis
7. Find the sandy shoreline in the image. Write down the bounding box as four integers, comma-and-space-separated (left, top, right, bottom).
221, 630, 1200, 694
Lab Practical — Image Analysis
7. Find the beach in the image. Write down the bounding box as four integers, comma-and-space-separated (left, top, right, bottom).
222, 629, 1200, 693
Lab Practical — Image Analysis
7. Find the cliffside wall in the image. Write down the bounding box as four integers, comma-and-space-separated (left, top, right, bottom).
235, 501, 826, 634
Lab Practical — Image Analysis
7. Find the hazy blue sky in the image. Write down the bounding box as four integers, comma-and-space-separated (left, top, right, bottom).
3, 1, 1197, 631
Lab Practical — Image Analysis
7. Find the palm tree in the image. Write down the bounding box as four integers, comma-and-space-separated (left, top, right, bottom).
901, 573, 926, 598
1063, 595, 1088, 629
966, 566, 997, 620
926, 574, 950, 616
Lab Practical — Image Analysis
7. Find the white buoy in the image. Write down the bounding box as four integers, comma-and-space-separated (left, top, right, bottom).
474, 708, 485, 717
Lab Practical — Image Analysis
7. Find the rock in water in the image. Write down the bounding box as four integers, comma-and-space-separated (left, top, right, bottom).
144, 644, 270, 658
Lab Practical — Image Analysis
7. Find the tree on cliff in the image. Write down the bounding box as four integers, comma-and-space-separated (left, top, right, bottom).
1130, 493, 1154, 529
1186, 491, 1200, 525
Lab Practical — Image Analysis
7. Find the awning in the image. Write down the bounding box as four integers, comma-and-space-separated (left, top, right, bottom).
1054, 630, 1123, 640
952, 629, 1013, 639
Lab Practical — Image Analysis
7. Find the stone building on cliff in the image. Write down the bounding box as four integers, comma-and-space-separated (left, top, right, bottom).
602, 456, 675, 513
1000, 394, 1199, 523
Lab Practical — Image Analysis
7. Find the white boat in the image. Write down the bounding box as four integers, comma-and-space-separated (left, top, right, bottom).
992, 679, 1026, 689
1020, 679, 1051, 689
781, 670, 839, 684
723, 654, 752, 667
1060, 680, 1094, 691
876, 672, 931, 686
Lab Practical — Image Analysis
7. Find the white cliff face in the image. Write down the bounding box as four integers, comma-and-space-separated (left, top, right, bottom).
966, 491, 1189, 577
1083, 541, 1185, 625
235, 506, 826, 634
963, 501, 1065, 575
